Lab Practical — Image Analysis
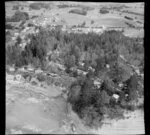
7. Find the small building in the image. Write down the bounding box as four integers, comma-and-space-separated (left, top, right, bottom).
12, 37, 16, 41
79, 62, 85, 67
112, 94, 120, 101
35, 69, 43, 74
27, 65, 35, 72
94, 80, 101, 88
9, 67, 15, 72
93, 78, 102, 88
88, 66, 95, 72
135, 69, 140, 75
18, 67, 25, 72
14, 32, 19, 37
118, 83, 123, 87
106, 64, 110, 69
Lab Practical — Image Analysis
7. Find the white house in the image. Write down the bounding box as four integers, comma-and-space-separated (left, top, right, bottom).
27, 65, 34, 72
35, 69, 43, 74
135, 69, 140, 75
9, 67, 15, 72
118, 83, 123, 87
106, 64, 110, 69
94, 80, 101, 88
18, 67, 25, 72
112, 94, 119, 101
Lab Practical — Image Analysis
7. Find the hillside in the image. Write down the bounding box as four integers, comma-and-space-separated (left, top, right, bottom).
5, 1, 144, 134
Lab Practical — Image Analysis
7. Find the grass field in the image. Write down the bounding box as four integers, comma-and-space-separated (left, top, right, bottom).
5, 2, 144, 32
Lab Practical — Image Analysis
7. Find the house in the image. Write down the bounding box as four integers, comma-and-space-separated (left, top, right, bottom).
9, 67, 15, 72
79, 62, 85, 67
35, 69, 43, 74
135, 69, 140, 75
112, 94, 119, 101
94, 80, 101, 88
88, 66, 95, 72
18, 67, 25, 72
106, 64, 110, 69
12, 37, 16, 41
118, 83, 123, 87
26, 65, 35, 72
93, 78, 102, 88
14, 32, 19, 37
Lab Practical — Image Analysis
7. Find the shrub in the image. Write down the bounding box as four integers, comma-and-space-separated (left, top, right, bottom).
108, 66, 127, 83
6, 31, 12, 43
124, 16, 133, 20
91, 20, 94, 24
29, 3, 41, 10
125, 75, 139, 101
81, 106, 104, 129
22, 72, 31, 80
6, 27, 49, 68
29, 3, 50, 10
64, 55, 76, 70
69, 8, 87, 15
99, 9, 109, 14
107, 105, 125, 120
81, 6, 94, 11
57, 4, 70, 8
31, 15, 38, 19
67, 82, 81, 104
125, 22, 135, 28
31, 80, 38, 85
36, 73, 46, 82
12, 5, 19, 10
81, 21, 86, 27
9, 10, 29, 22
5, 23, 14, 29
122, 104, 136, 111
97, 90, 111, 106
6, 44, 22, 66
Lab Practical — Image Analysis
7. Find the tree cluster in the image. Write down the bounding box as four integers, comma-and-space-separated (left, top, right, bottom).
6, 10, 29, 22
29, 3, 50, 10
69, 8, 87, 15
99, 8, 109, 14
6, 26, 144, 128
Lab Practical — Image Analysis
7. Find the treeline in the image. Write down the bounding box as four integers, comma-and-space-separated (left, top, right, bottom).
6, 27, 49, 69
67, 73, 142, 128
6, 26, 144, 75
29, 2, 50, 10
122, 10, 144, 16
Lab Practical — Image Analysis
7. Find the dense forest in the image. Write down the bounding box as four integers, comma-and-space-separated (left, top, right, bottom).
6, 26, 144, 129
